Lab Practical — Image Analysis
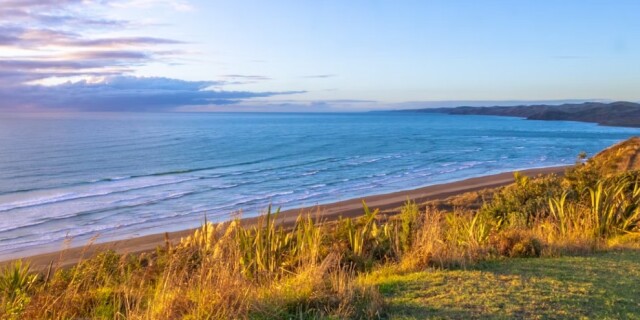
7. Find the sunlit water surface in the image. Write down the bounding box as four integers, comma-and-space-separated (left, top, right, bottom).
1, 112, 638, 258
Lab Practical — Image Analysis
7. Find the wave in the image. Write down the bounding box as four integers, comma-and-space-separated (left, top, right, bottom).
0, 189, 201, 235
0, 176, 200, 213
0, 155, 341, 197
0, 183, 300, 236
88, 176, 132, 183
0, 206, 238, 255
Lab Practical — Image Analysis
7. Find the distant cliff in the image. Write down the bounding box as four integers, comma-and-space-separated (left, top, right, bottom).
402, 101, 640, 127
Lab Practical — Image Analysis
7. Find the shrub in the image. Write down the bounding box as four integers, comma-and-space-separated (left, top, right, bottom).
491, 230, 542, 258
481, 172, 563, 228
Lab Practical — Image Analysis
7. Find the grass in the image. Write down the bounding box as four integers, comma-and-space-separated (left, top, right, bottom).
370, 250, 640, 319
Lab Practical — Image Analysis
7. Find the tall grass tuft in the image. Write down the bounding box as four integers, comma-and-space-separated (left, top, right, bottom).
398, 200, 420, 254
0, 260, 38, 319
588, 177, 640, 239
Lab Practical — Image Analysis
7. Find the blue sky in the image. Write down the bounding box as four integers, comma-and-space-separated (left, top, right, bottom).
1, 0, 639, 112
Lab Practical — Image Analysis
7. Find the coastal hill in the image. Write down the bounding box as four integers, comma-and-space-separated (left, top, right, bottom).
589, 136, 640, 174
403, 101, 640, 127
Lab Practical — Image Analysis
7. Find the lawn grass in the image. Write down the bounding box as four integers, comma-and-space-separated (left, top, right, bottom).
369, 250, 640, 319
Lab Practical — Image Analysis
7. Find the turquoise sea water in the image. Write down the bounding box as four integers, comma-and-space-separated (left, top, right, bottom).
0, 112, 639, 258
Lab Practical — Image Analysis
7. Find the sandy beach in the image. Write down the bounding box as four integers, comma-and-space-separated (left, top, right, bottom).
2, 165, 568, 270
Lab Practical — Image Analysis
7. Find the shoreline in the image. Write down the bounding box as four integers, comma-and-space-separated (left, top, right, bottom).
2, 165, 569, 269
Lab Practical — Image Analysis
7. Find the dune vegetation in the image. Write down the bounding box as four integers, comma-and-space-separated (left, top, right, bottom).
2, 138, 640, 319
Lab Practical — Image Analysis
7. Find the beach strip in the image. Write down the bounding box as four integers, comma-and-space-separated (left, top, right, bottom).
2, 165, 568, 270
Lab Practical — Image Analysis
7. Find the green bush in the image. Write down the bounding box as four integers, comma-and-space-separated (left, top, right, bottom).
481, 172, 563, 227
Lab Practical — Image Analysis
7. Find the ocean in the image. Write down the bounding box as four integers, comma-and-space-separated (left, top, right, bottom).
1, 112, 639, 258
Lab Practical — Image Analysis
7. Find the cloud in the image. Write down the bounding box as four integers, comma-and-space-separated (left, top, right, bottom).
179, 99, 378, 113
220, 74, 272, 85
0, 1, 128, 30
0, 1, 183, 87
301, 74, 337, 79
1, 0, 81, 8
0, 76, 305, 111
0, 1, 310, 111
0, 29, 184, 49
110, 0, 194, 12
68, 50, 153, 61
223, 74, 272, 81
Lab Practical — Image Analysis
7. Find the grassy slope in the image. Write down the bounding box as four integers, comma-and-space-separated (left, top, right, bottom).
369, 250, 640, 319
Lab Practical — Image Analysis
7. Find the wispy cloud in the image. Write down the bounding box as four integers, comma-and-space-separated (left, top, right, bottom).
220, 74, 272, 85
110, 0, 194, 12
0, 1, 183, 85
0, 1, 128, 30
0, 76, 304, 111
223, 74, 272, 81
301, 74, 337, 79
180, 99, 376, 113
0, 0, 304, 111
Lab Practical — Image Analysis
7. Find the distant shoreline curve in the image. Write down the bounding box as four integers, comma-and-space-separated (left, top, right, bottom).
395, 101, 640, 128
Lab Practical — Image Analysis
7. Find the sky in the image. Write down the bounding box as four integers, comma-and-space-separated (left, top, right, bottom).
1, 0, 639, 112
